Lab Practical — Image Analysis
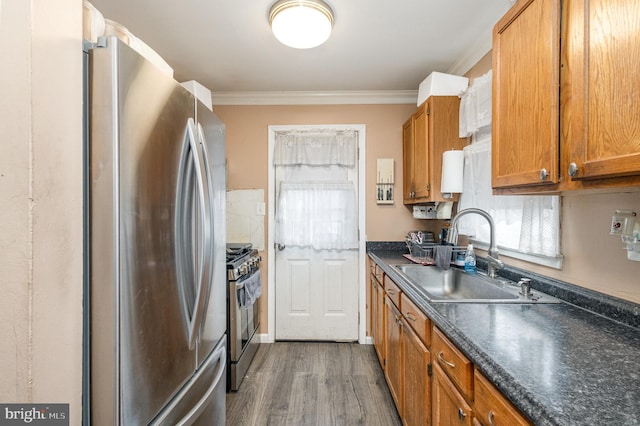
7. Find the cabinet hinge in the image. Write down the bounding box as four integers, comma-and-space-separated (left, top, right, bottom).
426, 183, 431, 191
426, 107, 430, 115
427, 363, 433, 377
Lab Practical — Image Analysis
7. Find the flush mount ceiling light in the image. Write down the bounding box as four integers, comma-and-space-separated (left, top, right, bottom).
269, 0, 334, 49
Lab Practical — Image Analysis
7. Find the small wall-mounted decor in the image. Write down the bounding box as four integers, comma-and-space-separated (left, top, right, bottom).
376, 159, 394, 204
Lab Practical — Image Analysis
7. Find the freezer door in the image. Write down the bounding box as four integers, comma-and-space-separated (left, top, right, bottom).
90, 37, 197, 424
150, 336, 227, 426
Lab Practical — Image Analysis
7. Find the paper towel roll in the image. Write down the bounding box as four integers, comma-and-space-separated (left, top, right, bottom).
441, 150, 464, 196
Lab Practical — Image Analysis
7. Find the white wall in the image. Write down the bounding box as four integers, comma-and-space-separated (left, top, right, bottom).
0, 0, 83, 422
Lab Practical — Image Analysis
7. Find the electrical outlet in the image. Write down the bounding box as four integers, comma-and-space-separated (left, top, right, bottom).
611, 216, 625, 235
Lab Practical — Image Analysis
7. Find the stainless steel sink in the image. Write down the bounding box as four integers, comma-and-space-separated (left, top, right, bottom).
391, 264, 560, 303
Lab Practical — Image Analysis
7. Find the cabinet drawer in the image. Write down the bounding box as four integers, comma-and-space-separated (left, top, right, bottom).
401, 293, 431, 346
432, 326, 474, 400
384, 276, 402, 308
473, 370, 531, 426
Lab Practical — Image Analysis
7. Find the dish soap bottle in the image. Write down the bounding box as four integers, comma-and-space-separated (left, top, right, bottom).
464, 244, 476, 273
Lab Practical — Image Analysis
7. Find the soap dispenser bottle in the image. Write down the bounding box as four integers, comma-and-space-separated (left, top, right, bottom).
464, 244, 476, 273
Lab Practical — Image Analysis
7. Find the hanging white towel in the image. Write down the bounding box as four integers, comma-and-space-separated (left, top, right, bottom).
238, 272, 262, 308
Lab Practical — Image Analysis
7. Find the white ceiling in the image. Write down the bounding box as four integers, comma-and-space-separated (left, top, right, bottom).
89, 0, 514, 103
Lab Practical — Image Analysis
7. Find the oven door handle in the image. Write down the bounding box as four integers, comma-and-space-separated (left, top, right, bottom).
234, 268, 261, 292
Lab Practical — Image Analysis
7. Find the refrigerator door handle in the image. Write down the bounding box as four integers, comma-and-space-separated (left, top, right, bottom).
149, 342, 226, 426
176, 118, 211, 350
174, 343, 225, 426
194, 122, 215, 339
188, 118, 213, 351
175, 125, 195, 332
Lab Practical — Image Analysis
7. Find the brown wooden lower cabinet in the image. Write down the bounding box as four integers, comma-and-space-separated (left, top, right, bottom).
374, 276, 385, 366
385, 295, 404, 415
402, 318, 431, 426
432, 362, 473, 426
370, 261, 530, 426
473, 370, 531, 426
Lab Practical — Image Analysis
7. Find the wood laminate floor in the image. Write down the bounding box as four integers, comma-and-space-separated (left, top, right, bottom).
226, 342, 401, 426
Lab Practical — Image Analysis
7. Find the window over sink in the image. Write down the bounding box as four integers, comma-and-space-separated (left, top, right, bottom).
457, 129, 563, 268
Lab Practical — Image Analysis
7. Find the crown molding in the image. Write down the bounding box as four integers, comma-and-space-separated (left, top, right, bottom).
211, 90, 418, 106
448, 2, 514, 76
447, 26, 493, 77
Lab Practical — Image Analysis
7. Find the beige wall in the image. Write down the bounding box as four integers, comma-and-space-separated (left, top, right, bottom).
214, 103, 439, 330
218, 53, 640, 329
0, 0, 83, 422
215, 104, 436, 240
465, 51, 640, 303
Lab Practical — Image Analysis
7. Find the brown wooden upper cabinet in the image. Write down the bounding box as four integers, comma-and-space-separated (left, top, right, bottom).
492, 0, 640, 193
403, 96, 466, 204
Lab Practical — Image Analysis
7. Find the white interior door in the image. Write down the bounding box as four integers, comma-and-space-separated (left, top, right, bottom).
273, 129, 360, 341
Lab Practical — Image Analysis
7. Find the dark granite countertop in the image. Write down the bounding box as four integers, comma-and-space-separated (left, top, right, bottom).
368, 248, 640, 426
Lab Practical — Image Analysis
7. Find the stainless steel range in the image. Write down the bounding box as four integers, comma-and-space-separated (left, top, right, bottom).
226, 243, 262, 391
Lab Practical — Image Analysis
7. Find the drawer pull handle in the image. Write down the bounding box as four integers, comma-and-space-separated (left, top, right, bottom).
437, 351, 456, 368
488, 411, 496, 426
458, 408, 466, 422
387, 289, 396, 295
405, 312, 417, 321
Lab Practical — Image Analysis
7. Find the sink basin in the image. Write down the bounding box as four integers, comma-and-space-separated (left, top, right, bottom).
391, 264, 560, 303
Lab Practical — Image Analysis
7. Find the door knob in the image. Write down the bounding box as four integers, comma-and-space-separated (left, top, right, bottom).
275, 243, 285, 251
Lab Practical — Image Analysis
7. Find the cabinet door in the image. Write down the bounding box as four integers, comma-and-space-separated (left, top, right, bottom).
432, 363, 473, 426
402, 320, 431, 426
473, 370, 531, 426
492, 0, 561, 188
369, 271, 376, 340
562, 0, 640, 182
403, 116, 416, 202
413, 103, 430, 200
384, 296, 404, 415
374, 278, 385, 366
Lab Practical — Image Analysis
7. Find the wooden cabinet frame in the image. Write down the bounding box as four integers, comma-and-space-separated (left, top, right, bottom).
493, 0, 640, 193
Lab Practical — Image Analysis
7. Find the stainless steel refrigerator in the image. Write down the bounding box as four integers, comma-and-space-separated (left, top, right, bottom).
84, 36, 227, 425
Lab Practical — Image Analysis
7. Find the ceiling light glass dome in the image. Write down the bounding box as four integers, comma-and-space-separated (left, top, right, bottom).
269, 0, 334, 49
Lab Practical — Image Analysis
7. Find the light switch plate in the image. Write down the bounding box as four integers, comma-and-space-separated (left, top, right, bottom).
256, 202, 265, 216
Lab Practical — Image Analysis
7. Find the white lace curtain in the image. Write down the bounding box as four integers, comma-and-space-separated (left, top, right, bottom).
457, 70, 560, 259
457, 137, 561, 257
274, 129, 358, 250
276, 182, 358, 250
273, 129, 357, 167
459, 70, 492, 138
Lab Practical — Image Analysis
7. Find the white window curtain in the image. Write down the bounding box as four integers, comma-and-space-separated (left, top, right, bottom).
459, 70, 492, 138
457, 135, 561, 259
457, 70, 561, 265
274, 128, 359, 250
273, 128, 357, 167
276, 182, 358, 250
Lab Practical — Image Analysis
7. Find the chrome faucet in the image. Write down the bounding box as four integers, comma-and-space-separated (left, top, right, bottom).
446, 208, 505, 278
